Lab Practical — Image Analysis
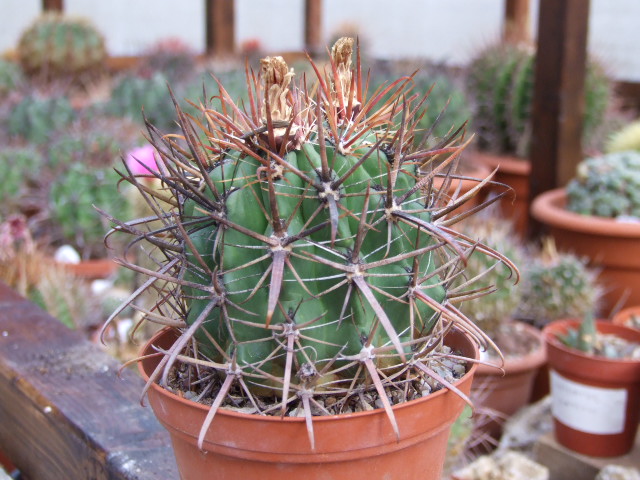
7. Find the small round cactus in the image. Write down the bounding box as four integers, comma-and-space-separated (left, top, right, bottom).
566, 151, 640, 219
7, 94, 75, 144
517, 240, 600, 327
49, 163, 129, 259
0, 147, 45, 216
17, 13, 106, 79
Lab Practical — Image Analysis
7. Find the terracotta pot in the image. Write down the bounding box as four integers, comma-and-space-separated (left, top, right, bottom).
612, 306, 640, 330
469, 151, 530, 237
473, 321, 546, 439
531, 188, 640, 313
57, 258, 119, 280
543, 319, 640, 457
139, 328, 479, 480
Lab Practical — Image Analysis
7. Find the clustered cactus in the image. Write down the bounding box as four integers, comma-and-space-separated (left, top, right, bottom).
466, 44, 611, 157
17, 12, 106, 79
103, 38, 514, 447
7, 94, 75, 144
517, 240, 600, 327
566, 151, 640, 219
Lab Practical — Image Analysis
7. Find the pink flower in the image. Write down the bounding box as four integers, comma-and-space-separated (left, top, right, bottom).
126, 145, 158, 175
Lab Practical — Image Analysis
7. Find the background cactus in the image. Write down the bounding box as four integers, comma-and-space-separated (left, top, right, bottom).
0, 58, 24, 97
50, 163, 129, 259
106, 72, 176, 131
47, 128, 122, 171
103, 38, 514, 446
466, 44, 611, 157
517, 240, 600, 327
454, 216, 526, 336
17, 12, 106, 80
0, 146, 45, 217
566, 150, 640, 218
7, 94, 75, 143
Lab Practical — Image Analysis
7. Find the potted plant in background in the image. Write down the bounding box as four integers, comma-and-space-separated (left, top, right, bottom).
465, 43, 611, 236
543, 314, 640, 457
516, 239, 602, 401
531, 150, 640, 312
454, 214, 545, 445
101, 38, 516, 479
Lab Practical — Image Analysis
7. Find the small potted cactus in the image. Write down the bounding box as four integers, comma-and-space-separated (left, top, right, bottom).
543, 314, 640, 457
454, 215, 545, 442
49, 163, 130, 278
101, 39, 515, 479
531, 150, 640, 311
465, 43, 611, 236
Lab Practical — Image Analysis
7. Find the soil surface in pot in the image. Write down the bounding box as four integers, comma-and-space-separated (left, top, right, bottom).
484, 322, 541, 361
163, 344, 469, 417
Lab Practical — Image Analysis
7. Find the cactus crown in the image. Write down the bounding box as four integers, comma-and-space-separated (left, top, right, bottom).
566, 150, 640, 219
17, 12, 106, 79
103, 39, 515, 448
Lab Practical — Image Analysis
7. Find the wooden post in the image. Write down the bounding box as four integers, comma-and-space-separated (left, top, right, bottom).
42, 0, 64, 11
304, 0, 323, 56
205, 0, 235, 57
503, 0, 531, 45
528, 0, 590, 236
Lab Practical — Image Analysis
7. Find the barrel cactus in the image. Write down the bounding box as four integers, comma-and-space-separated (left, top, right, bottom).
566, 151, 640, 219
0, 59, 24, 97
606, 120, 640, 154
0, 147, 45, 217
17, 12, 106, 79
103, 38, 515, 447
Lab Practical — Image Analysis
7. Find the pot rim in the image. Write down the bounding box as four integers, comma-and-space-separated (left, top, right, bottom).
139, 327, 479, 424
531, 188, 640, 238
543, 318, 640, 366
477, 320, 547, 375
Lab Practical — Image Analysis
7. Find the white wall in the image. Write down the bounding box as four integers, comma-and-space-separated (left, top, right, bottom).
1, 0, 639, 81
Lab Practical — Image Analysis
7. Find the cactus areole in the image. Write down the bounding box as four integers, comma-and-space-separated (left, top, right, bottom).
104, 38, 513, 454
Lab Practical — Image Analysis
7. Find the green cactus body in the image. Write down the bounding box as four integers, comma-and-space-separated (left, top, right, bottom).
17, 13, 106, 79
50, 164, 129, 258
0, 59, 24, 96
7, 95, 74, 144
566, 151, 640, 219
606, 120, 640, 154
518, 247, 599, 327
0, 147, 44, 215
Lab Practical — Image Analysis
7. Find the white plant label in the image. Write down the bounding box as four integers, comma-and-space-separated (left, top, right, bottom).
550, 370, 627, 435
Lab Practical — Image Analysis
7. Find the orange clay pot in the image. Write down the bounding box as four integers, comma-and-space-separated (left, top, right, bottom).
531, 188, 640, 313
472, 321, 546, 440
543, 319, 640, 457
469, 151, 530, 237
57, 258, 119, 280
139, 328, 478, 480
612, 306, 640, 330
